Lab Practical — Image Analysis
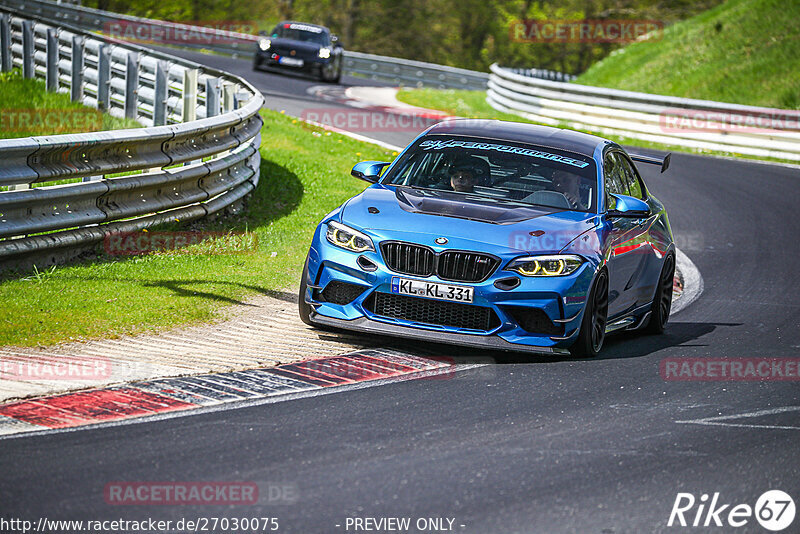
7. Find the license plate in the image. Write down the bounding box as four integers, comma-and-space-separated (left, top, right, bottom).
391, 277, 474, 303
278, 56, 303, 67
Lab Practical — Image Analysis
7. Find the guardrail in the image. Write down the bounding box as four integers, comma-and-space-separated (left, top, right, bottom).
342, 51, 487, 90
0, 5, 264, 269
0, 0, 490, 90
503, 67, 575, 83
487, 64, 800, 161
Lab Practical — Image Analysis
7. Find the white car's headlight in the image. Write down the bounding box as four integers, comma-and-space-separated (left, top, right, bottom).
507, 255, 584, 276
259, 38, 271, 51
318, 47, 331, 59
326, 221, 374, 252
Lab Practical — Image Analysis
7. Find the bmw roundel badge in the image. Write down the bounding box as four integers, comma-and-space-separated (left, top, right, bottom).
435, 237, 448, 245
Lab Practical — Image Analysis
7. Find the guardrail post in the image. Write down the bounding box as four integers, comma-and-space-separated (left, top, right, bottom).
124, 51, 139, 120
0, 14, 11, 72
97, 43, 110, 110
182, 68, 198, 122
70, 35, 83, 101
222, 83, 235, 113
205, 77, 220, 118
153, 60, 167, 126
22, 20, 34, 78
231, 84, 244, 110
46, 29, 58, 91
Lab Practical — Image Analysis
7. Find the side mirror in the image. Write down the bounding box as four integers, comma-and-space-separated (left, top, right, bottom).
351, 161, 390, 183
331, 35, 340, 46
608, 194, 650, 218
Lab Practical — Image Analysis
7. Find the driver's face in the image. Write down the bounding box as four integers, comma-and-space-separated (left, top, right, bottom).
451, 170, 475, 192
552, 172, 578, 192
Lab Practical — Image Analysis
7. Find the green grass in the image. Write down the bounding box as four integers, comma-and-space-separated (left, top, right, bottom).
0, 69, 143, 189
395, 88, 798, 165
397, 88, 528, 123
0, 69, 140, 139
575, 0, 800, 109
0, 112, 397, 347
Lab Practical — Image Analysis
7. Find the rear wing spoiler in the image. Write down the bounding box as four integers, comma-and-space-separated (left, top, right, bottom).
630, 153, 671, 173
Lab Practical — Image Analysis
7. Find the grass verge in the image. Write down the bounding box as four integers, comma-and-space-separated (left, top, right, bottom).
575, 0, 800, 109
0, 111, 396, 347
0, 69, 140, 139
0, 69, 142, 189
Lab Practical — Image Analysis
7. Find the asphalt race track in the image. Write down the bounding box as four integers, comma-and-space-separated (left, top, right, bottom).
2, 50, 799, 533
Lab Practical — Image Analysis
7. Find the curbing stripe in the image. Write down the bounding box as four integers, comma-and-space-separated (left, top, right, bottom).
132, 381, 223, 405
0, 415, 43, 435
232, 369, 316, 391
268, 367, 347, 386
0, 351, 450, 436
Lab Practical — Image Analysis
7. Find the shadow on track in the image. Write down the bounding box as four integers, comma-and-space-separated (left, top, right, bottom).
309, 320, 741, 365
0, 157, 303, 284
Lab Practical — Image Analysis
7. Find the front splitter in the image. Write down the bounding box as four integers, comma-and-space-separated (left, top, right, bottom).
309, 312, 571, 356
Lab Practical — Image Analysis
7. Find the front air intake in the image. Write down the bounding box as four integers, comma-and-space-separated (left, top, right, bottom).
364, 292, 500, 332
319, 281, 366, 305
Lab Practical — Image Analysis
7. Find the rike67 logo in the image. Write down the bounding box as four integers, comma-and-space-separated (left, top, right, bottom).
668, 490, 795, 531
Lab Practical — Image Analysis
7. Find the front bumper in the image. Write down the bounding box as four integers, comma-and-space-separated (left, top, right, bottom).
254, 51, 332, 74
309, 313, 570, 355
304, 224, 598, 353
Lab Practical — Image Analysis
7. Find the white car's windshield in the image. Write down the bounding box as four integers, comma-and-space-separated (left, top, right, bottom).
382, 136, 598, 213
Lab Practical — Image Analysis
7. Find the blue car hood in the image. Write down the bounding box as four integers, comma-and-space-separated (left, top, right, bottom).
341, 185, 597, 254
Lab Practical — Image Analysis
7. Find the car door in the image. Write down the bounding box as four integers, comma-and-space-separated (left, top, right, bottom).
615, 152, 661, 308
602, 150, 651, 318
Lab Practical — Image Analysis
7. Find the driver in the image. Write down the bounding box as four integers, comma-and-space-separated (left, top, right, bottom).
449, 163, 476, 193
551, 170, 582, 209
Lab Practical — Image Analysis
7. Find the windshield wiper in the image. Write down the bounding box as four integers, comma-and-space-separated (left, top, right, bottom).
395, 184, 443, 197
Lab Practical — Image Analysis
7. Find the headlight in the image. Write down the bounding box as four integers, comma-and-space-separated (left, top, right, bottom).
259, 38, 271, 51
326, 221, 374, 252
507, 255, 584, 277
318, 47, 331, 59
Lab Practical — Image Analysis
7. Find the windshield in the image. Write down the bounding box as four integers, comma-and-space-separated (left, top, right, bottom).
272, 23, 329, 45
382, 136, 598, 213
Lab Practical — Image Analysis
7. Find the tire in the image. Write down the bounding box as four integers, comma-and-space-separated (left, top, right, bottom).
298, 255, 313, 326
570, 269, 609, 358
643, 253, 675, 334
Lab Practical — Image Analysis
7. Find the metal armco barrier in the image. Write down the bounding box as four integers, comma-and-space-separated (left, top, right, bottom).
487, 64, 800, 161
341, 51, 488, 90
503, 67, 575, 83
0, 5, 264, 268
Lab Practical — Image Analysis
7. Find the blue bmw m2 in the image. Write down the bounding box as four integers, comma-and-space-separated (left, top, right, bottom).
299, 119, 675, 357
